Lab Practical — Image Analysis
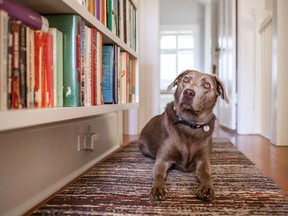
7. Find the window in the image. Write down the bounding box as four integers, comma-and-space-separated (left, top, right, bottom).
160, 26, 198, 112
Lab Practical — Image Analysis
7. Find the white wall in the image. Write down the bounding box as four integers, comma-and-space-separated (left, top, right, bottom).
272, 0, 288, 146
137, 0, 160, 132
237, 0, 266, 134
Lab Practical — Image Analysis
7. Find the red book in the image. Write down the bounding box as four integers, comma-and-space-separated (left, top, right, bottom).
11, 21, 21, 109
91, 28, 97, 106
41, 33, 47, 108
34, 31, 43, 108
45, 33, 54, 107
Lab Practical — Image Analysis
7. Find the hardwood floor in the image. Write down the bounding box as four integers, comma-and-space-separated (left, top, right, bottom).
124, 124, 288, 196
213, 124, 288, 195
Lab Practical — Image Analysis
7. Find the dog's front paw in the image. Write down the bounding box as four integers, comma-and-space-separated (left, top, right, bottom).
150, 184, 168, 201
196, 183, 215, 201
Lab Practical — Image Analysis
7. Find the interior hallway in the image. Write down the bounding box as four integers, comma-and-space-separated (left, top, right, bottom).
124, 121, 288, 196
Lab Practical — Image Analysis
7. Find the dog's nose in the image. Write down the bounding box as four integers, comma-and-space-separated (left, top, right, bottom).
183, 89, 195, 99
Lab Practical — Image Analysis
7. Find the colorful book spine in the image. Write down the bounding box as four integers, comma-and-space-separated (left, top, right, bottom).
34, 31, 43, 108
91, 28, 97, 106
11, 20, 21, 109
19, 24, 27, 108
102, 45, 114, 103
0, 0, 49, 32
26, 27, 35, 108
0, 10, 9, 110
46, 15, 82, 107
96, 31, 103, 105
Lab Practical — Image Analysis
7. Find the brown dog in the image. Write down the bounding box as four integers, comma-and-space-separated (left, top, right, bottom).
138, 70, 229, 201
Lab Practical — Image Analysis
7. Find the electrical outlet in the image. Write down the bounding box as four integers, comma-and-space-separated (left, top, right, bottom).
77, 133, 86, 152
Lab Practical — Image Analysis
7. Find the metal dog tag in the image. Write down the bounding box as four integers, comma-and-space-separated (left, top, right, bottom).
203, 125, 210, 132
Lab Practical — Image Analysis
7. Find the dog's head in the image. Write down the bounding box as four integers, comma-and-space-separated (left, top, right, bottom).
167, 70, 229, 119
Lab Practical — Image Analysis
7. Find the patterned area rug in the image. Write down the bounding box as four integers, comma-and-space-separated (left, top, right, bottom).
30, 140, 288, 215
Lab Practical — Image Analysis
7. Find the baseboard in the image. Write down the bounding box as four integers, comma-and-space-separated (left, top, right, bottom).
7, 145, 120, 216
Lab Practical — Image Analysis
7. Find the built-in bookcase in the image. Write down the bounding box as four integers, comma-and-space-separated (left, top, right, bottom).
0, 0, 139, 132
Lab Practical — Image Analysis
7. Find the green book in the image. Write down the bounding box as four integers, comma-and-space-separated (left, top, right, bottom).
46, 15, 81, 107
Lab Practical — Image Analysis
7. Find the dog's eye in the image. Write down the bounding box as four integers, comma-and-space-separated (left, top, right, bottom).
183, 76, 189, 82
204, 82, 211, 89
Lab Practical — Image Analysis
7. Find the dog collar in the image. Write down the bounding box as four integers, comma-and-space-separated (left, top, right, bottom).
174, 112, 210, 132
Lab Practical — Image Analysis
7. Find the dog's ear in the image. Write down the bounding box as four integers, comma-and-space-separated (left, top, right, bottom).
213, 75, 229, 104
167, 70, 191, 91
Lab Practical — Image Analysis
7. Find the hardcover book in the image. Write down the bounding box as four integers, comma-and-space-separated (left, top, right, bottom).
102, 45, 114, 104
46, 15, 82, 107
0, 0, 48, 32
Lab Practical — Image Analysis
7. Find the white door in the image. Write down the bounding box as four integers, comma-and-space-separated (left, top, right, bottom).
216, 0, 237, 130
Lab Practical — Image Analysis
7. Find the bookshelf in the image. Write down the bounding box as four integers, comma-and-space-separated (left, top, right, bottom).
0, 0, 139, 214
0, 0, 139, 132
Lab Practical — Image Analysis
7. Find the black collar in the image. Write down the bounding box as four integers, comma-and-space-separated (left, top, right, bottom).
174, 112, 211, 132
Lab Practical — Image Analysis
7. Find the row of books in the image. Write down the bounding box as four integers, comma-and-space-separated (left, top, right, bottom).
78, 0, 137, 51
0, 1, 136, 110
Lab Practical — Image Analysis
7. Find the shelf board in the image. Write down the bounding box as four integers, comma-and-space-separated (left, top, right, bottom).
0, 103, 139, 132
17, 0, 138, 59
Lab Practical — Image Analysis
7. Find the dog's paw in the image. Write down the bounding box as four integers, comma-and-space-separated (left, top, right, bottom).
196, 184, 215, 201
150, 185, 168, 201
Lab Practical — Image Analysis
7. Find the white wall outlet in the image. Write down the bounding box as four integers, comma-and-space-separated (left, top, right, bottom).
77, 133, 86, 152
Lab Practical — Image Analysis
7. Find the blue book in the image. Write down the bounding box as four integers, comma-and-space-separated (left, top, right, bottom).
102, 45, 114, 104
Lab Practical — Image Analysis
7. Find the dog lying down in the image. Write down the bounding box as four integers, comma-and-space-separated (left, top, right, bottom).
138, 69, 229, 201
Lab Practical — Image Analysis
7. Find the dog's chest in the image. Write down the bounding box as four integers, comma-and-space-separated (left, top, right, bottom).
174, 141, 199, 172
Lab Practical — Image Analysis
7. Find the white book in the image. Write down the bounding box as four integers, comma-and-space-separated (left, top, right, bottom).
48, 28, 58, 107
84, 26, 92, 106
0, 10, 9, 110
26, 27, 35, 108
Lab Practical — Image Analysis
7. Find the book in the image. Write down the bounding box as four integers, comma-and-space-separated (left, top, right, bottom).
0, 0, 49, 32
84, 26, 92, 106
106, 0, 113, 31
7, 18, 13, 109
91, 28, 97, 106
96, 31, 103, 105
49, 28, 64, 107
44, 33, 53, 108
96, 0, 101, 21
19, 24, 27, 108
26, 27, 35, 108
46, 15, 82, 107
102, 45, 114, 103
11, 20, 21, 109
0, 10, 9, 110
120, 51, 128, 104
34, 31, 43, 108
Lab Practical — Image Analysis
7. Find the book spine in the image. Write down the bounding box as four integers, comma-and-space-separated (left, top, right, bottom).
34, 31, 42, 108
91, 28, 97, 106
49, 28, 58, 107
0, 10, 9, 110
41, 33, 47, 108
45, 33, 54, 107
11, 20, 21, 109
26, 27, 35, 108
47, 15, 82, 107
80, 21, 86, 107
0, 0, 49, 32
7, 18, 13, 109
84, 26, 92, 106
19, 24, 27, 108
102, 45, 114, 104
56, 30, 63, 107
96, 31, 103, 105
96, 0, 101, 21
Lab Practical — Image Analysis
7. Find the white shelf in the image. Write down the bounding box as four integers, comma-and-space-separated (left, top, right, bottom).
0, 103, 139, 132
17, 0, 138, 59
